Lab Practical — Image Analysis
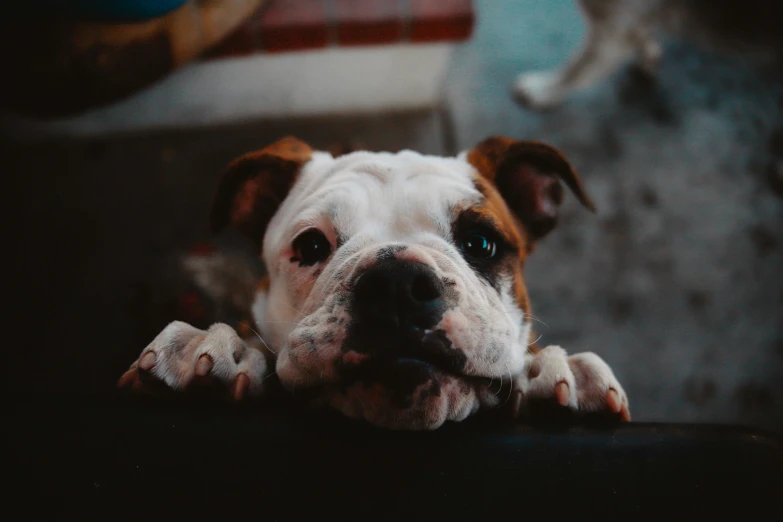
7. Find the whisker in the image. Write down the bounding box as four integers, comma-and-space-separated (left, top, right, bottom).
523, 313, 548, 328
246, 324, 276, 354
285, 303, 306, 318
501, 369, 514, 408
528, 334, 543, 346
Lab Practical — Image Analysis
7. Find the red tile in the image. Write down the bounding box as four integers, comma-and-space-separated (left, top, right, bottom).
409, 0, 474, 43
260, 0, 329, 53
201, 2, 269, 59
202, 14, 262, 59
334, 0, 403, 46
204, 0, 473, 59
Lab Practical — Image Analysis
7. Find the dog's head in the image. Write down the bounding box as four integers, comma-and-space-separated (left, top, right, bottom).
212, 137, 594, 429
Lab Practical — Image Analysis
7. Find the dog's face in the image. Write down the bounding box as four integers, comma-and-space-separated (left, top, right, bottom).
212, 137, 594, 429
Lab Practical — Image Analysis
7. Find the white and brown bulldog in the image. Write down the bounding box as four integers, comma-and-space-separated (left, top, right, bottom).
118, 136, 630, 430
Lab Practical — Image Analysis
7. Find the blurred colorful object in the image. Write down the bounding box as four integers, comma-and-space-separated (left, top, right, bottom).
0, 0, 266, 118
4, 0, 190, 21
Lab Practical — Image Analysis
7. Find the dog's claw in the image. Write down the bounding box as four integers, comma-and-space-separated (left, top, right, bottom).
620, 404, 631, 422
606, 388, 631, 421
520, 347, 630, 420
139, 352, 157, 371
195, 354, 214, 377
233, 373, 250, 401
509, 390, 523, 418
117, 368, 136, 388
555, 381, 570, 406
119, 322, 266, 401
606, 388, 622, 413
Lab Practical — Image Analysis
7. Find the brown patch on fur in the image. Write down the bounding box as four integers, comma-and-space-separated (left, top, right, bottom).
256, 274, 270, 294
466, 136, 595, 324
328, 140, 366, 157
466, 176, 530, 316
462, 178, 529, 250
467, 136, 518, 181
254, 136, 313, 164
211, 137, 313, 249
467, 136, 595, 241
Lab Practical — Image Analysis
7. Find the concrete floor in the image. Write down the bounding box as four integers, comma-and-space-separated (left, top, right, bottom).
7, 0, 783, 430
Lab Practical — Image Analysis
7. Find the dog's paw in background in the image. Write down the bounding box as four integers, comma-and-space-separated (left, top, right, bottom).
178, 243, 262, 329
511, 345, 630, 422
511, 5, 663, 112
513, 70, 567, 110
130, 241, 263, 344
118, 321, 268, 400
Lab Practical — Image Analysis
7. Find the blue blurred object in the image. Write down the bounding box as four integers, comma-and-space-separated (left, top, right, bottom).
4, 0, 190, 22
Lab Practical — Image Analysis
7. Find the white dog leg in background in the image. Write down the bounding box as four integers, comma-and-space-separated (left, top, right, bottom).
514, 0, 659, 109
514, 26, 636, 109
631, 27, 663, 76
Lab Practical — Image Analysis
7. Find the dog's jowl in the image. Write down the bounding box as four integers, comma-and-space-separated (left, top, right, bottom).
118, 136, 630, 430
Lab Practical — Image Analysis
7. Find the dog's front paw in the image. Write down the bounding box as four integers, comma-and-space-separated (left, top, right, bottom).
514, 345, 630, 421
117, 321, 267, 400
512, 70, 565, 110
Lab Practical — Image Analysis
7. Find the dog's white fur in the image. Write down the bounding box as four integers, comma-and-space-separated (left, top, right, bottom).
126, 148, 629, 430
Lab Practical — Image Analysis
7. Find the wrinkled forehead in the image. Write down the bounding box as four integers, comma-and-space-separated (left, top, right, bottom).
265, 150, 482, 251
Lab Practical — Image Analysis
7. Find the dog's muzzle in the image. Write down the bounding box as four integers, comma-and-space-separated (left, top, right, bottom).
340, 259, 467, 406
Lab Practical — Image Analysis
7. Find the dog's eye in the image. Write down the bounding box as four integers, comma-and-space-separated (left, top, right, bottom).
292, 229, 332, 266
459, 232, 497, 259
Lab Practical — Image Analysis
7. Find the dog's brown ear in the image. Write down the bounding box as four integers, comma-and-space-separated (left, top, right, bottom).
210, 136, 313, 249
467, 136, 595, 241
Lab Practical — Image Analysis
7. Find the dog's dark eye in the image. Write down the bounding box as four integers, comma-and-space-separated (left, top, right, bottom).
459, 232, 497, 259
292, 229, 332, 266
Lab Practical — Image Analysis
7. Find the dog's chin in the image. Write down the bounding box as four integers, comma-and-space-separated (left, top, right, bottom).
321, 363, 482, 430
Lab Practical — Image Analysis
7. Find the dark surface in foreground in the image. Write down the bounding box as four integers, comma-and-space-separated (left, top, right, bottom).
7, 395, 781, 520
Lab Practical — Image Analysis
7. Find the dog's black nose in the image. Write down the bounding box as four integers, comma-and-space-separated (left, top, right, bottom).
353, 259, 445, 330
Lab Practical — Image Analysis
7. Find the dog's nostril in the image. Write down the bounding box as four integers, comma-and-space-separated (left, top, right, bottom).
411, 272, 441, 302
